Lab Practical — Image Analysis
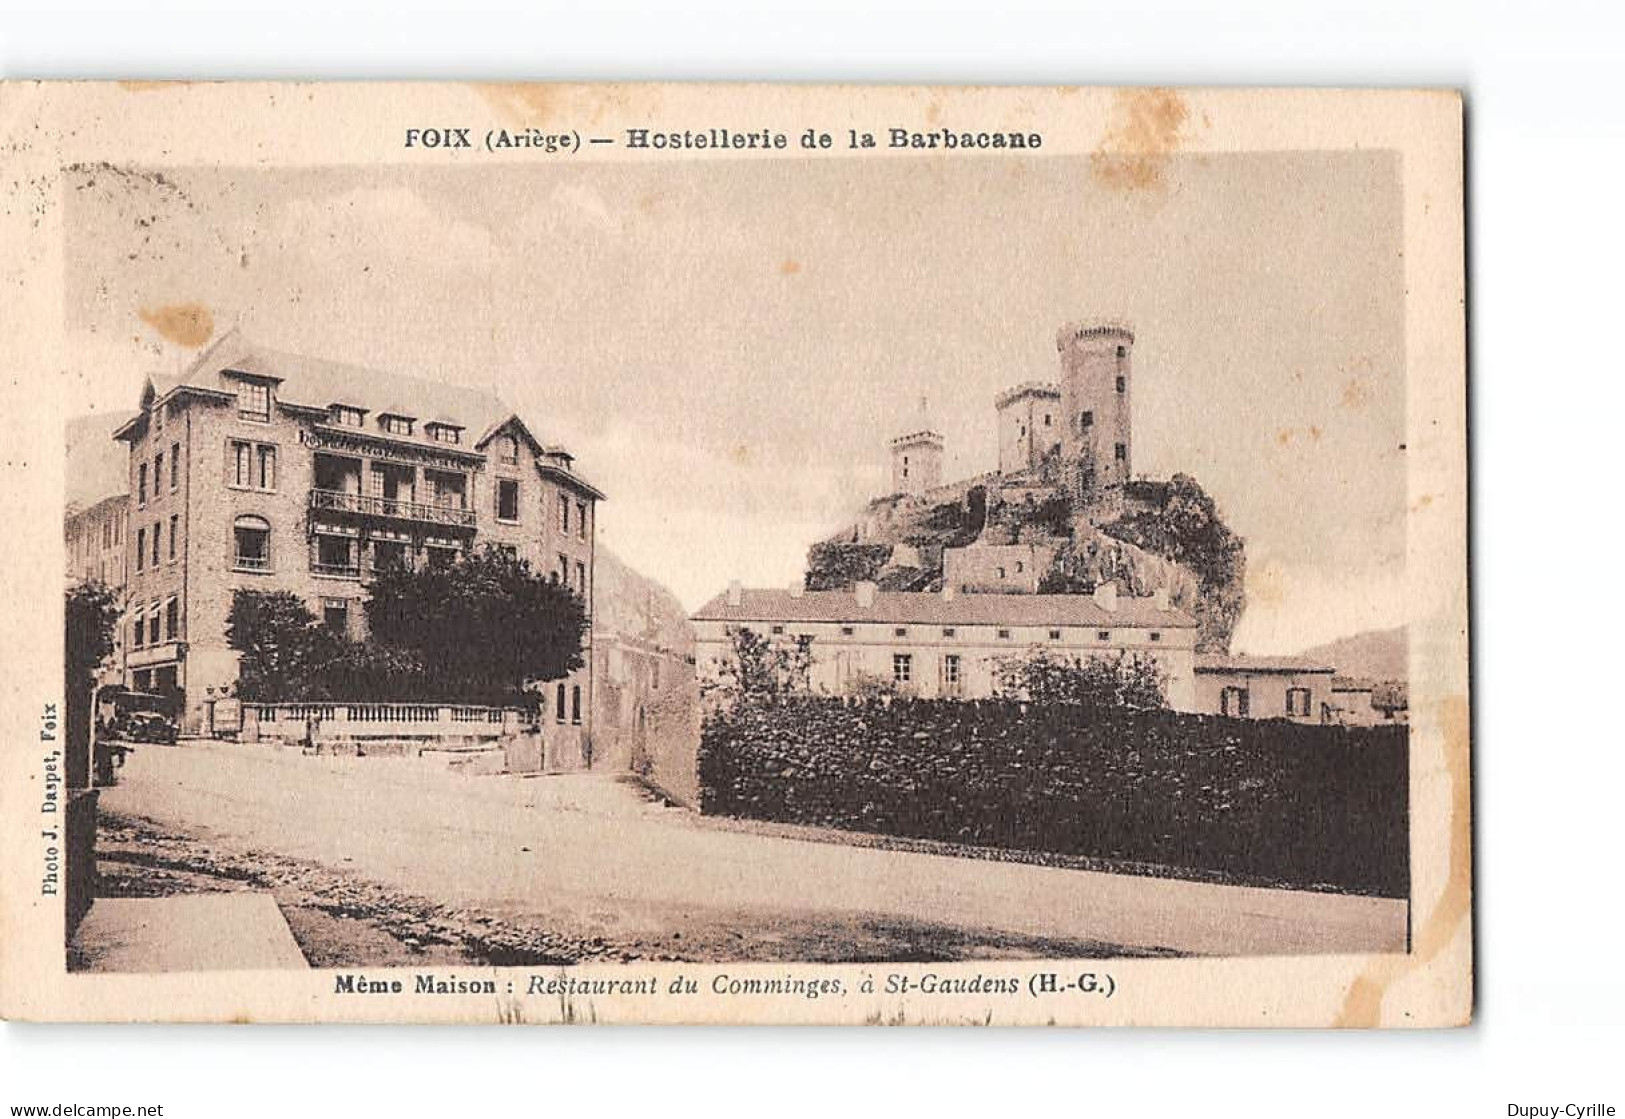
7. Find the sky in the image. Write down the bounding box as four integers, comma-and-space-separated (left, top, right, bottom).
61, 151, 1406, 653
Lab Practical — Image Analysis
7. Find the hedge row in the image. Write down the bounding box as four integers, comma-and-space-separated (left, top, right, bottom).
699, 697, 1408, 897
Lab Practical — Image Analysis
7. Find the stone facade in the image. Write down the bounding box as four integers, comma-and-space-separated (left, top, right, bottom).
993, 382, 1062, 475
941, 540, 1058, 594
888, 428, 943, 496
63, 492, 130, 687
1192, 655, 1336, 724
1056, 319, 1135, 512
693, 581, 1198, 710
114, 333, 603, 747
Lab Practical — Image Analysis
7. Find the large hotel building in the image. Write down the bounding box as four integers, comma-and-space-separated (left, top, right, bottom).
111, 332, 604, 747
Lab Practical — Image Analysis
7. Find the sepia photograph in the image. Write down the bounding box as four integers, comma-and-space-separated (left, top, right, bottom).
2, 81, 1469, 1028
60, 145, 1414, 971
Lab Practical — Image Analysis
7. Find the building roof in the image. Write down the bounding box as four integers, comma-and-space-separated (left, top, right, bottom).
994, 381, 1061, 409
116, 330, 603, 498
693, 587, 1195, 629
1196, 654, 1335, 675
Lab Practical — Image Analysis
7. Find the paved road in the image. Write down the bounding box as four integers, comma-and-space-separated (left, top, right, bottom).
100, 741, 1408, 960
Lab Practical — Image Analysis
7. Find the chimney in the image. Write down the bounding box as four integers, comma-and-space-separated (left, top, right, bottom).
727, 580, 743, 607
941, 583, 957, 602
1092, 581, 1118, 613
854, 580, 878, 608
1151, 586, 1170, 611
789, 580, 805, 599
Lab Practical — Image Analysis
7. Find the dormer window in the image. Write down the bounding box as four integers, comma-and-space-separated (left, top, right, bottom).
237, 379, 271, 421
380, 414, 414, 437
426, 423, 462, 445
329, 405, 366, 429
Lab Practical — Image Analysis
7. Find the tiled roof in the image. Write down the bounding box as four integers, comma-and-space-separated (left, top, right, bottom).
1196, 654, 1335, 675
692, 587, 1195, 629
122, 331, 603, 497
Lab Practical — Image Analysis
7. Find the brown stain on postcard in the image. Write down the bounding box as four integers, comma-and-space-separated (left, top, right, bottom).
1091, 88, 1189, 191
138, 303, 214, 348
1335, 694, 1472, 1026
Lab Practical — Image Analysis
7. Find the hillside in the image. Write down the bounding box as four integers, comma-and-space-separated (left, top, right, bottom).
807, 471, 1246, 652
592, 547, 696, 657
65, 410, 136, 512
1295, 626, 1407, 682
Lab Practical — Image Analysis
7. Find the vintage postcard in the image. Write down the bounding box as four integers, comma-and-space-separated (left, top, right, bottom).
0, 82, 1468, 1025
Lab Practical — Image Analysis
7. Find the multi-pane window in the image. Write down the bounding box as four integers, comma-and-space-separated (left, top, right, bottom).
892, 653, 913, 684
238, 380, 271, 420
330, 405, 365, 428
576, 561, 587, 596
168, 514, 178, 561
165, 597, 179, 641
133, 614, 145, 648
558, 494, 570, 534
499, 435, 519, 465
1286, 687, 1312, 717
170, 442, 181, 491
380, 415, 414, 436
323, 599, 350, 634
497, 479, 520, 522
576, 502, 587, 540
1149, 631, 1162, 642
997, 628, 1012, 640
1221, 686, 1250, 718
558, 554, 570, 585
942, 627, 956, 638
314, 533, 358, 578
1097, 630, 1111, 641
150, 521, 161, 567
154, 452, 164, 496
427, 423, 461, 445
135, 528, 146, 572
233, 515, 271, 571
138, 463, 148, 506
229, 440, 276, 491
942, 654, 962, 694
1049, 629, 1062, 640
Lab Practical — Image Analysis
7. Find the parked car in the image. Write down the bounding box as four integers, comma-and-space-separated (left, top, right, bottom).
116, 709, 179, 745
96, 686, 180, 744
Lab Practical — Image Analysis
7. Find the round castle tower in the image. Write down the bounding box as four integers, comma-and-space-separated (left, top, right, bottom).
1056, 318, 1134, 510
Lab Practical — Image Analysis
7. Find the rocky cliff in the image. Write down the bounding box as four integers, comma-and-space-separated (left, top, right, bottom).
807, 471, 1246, 652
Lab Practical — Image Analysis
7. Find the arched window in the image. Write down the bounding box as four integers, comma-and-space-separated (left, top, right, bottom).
233, 515, 271, 571
1221, 685, 1250, 718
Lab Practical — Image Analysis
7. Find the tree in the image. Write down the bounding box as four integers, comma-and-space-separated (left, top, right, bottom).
992, 648, 1169, 711
702, 626, 814, 706
64, 581, 120, 789
364, 545, 588, 708
226, 590, 348, 703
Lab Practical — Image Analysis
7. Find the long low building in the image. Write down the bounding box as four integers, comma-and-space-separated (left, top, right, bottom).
692, 580, 1198, 709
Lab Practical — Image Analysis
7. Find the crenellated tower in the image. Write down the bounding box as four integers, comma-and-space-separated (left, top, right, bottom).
1056, 318, 1134, 513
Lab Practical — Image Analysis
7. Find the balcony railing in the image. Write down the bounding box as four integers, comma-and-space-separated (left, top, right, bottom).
309, 488, 477, 528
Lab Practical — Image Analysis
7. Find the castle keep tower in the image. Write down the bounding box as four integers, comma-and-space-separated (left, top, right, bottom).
889, 428, 943, 496
1057, 319, 1134, 509
994, 382, 1062, 475
889, 396, 944, 496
